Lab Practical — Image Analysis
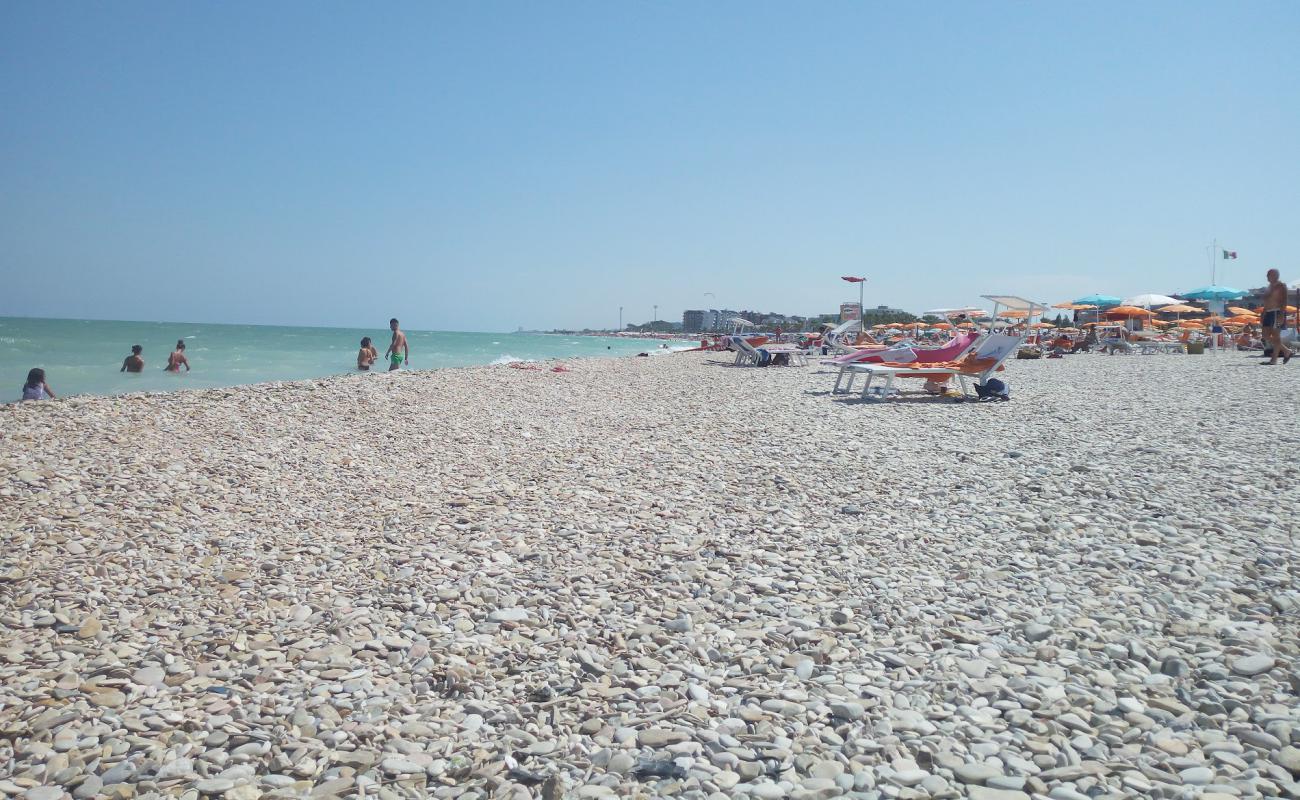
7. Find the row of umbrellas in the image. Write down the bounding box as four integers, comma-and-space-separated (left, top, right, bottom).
1070, 287, 1249, 307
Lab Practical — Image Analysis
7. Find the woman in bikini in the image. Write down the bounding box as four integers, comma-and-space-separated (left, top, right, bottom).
165, 340, 190, 373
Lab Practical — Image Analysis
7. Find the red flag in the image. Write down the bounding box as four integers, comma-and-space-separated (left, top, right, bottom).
841, 276, 866, 283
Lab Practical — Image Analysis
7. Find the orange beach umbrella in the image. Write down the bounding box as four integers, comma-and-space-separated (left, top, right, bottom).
1105, 305, 1156, 317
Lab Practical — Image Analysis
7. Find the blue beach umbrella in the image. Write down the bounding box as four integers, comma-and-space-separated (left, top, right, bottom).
1073, 294, 1122, 307
1182, 285, 1247, 300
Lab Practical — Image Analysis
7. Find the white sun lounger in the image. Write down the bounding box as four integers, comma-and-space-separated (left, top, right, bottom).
729, 335, 808, 366
842, 333, 1023, 401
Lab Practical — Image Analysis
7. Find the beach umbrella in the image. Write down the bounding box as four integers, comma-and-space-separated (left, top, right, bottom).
1183, 285, 1246, 300
1157, 304, 1200, 314
1227, 306, 1257, 316
1074, 294, 1122, 306
956, 322, 975, 329
1105, 306, 1156, 317
1029, 321, 1055, 329
1179, 321, 1206, 328
931, 322, 952, 330
1122, 293, 1181, 308
1000, 309, 1031, 319
1226, 314, 1258, 324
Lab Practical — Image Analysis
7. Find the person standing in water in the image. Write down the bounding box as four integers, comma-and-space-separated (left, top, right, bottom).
121, 345, 144, 373
1260, 268, 1292, 365
357, 337, 379, 370
165, 340, 190, 372
22, 368, 56, 401
384, 319, 408, 371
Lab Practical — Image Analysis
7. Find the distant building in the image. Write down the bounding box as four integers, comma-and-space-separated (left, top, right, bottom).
683, 309, 725, 332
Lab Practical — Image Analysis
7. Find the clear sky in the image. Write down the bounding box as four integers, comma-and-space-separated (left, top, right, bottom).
2, 2, 1297, 331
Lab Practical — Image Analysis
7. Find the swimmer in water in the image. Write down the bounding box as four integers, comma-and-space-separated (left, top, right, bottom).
357, 336, 378, 370
121, 344, 144, 373
165, 340, 190, 373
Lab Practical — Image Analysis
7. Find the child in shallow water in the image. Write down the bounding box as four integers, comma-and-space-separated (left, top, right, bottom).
357, 337, 378, 370
21, 368, 56, 401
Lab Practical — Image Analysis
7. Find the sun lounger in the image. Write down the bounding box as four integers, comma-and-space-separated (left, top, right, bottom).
841, 334, 1023, 401
830, 332, 981, 394
728, 335, 808, 366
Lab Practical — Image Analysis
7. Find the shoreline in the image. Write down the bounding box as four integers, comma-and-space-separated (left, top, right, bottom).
2, 352, 1298, 799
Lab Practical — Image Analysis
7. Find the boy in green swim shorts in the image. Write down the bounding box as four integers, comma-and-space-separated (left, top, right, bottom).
385, 318, 409, 371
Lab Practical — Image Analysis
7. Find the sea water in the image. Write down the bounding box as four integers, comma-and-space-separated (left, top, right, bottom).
0, 317, 680, 400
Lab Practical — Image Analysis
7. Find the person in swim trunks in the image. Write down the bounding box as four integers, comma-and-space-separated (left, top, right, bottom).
384, 318, 408, 371
1260, 268, 1292, 365
121, 345, 145, 373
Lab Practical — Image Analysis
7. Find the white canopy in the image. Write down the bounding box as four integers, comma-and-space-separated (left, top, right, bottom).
725, 317, 756, 328
1122, 293, 1181, 308
923, 307, 987, 318
981, 295, 1047, 312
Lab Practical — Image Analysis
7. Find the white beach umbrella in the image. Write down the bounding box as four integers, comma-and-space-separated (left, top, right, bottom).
1122, 293, 1180, 308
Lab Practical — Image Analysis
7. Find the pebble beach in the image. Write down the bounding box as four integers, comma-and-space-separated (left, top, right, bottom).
2, 352, 1298, 800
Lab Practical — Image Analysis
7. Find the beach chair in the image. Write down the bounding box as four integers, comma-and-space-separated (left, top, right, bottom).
820, 320, 864, 356
830, 331, 981, 393
843, 333, 1023, 401
728, 336, 808, 367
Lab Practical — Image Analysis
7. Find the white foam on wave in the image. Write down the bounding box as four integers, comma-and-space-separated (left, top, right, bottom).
491, 354, 532, 365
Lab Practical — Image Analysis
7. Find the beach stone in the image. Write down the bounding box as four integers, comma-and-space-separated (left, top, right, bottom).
195, 779, 235, 794
1276, 746, 1300, 775
638, 729, 688, 747
955, 763, 1004, 785
1022, 623, 1053, 642
23, 789, 65, 800
487, 608, 529, 623
967, 788, 1030, 800
381, 757, 425, 775
132, 667, 166, 687
1179, 767, 1215, 785
829, 702, 864, 721
88, 691, 125, 708
155, 758, 195, 780
1231, 654, 1275, 677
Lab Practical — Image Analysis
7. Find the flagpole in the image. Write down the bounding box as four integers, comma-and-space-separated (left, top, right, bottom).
1211, 239, 1216, 285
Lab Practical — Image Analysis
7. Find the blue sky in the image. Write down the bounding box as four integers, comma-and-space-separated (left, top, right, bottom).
2, 2, 1297, 331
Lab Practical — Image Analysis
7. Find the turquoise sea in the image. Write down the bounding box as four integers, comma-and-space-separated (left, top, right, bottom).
1, 317, 678, 400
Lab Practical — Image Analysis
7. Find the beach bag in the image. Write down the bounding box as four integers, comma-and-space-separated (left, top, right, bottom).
974, 378, 1009, 401
756, 349, 772, 367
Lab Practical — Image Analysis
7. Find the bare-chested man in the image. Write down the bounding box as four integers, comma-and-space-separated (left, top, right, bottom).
120, 344, 144, 373
1260, 268, 1292, 365
384, 318, 409, 371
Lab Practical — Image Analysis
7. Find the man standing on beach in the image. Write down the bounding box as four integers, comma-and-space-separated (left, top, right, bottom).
385, 318, 409, 371
1261, 269, 1292, 365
